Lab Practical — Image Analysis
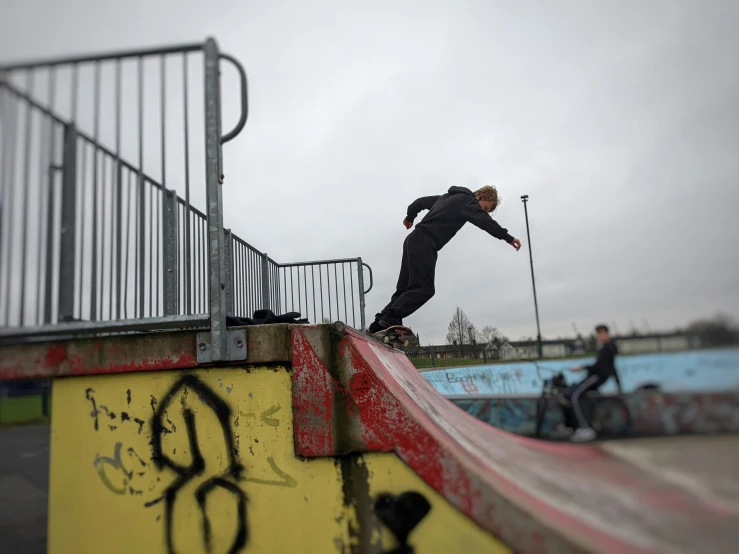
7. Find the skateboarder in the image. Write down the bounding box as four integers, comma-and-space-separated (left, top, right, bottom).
369, 186, 521, 334
558, 324, 622, 442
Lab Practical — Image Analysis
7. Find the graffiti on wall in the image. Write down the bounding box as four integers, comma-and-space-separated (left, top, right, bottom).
453, 391, 739, 438
149, 375, 249, 554
85, 374, 437, 553
85, 374, 301, 553
375, 491, 431, 554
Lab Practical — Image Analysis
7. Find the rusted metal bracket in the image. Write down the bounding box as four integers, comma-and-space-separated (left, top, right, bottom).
196, 328, 247, 363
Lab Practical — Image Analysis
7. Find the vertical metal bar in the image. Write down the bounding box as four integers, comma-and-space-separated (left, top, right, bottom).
43, 72, 58, 324
137, 57, 145, 319
160, 55, 166, 189
326, 265, 332, 321
182, 53, 192, 316
18, 71, 34, 325
236, 243, 242, 316
100, 155, 108, 319
319, 264, 324, 322
155, 188, 161, 315
203, 38, 228, 360
71, 63, 79, 121
115, 60, 122, 320
311, 266, 316, 323
350, 262, 356, 329
224, 229, 234, 315
148, 182, 154, 317
282, 267, 288, 314
115, 160, 122, 319
342, 263, 348, 325
334, 263, 340, 323
303, 266, 308, 320
37, 84, 51, 324
90, 63, 100, 321
193, 217, 204, 313
58, 124, 77, 323
123, 168, 133, 319
77, 140, 87, 318
0, 88, 18, 325
162, 188, 179, 316
261, 253, 269, 310
357, 257, 366, 332
107, 158, 115, 319
122, 169, 131, 318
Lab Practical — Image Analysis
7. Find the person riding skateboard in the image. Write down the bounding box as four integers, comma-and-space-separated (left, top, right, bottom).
369, 186, 521, 334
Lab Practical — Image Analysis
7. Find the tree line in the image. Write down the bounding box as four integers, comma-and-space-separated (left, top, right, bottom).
446, 307, 509, 349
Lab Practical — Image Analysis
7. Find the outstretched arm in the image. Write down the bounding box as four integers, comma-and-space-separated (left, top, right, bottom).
406, 195, 440, 225
462, 198, 520, 249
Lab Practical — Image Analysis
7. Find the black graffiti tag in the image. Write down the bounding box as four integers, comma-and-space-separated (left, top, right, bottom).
150, 375, 248, 554
374, 491, 431, 554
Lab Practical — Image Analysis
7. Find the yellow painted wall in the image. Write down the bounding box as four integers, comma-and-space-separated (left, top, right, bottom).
49, 365, 509, 554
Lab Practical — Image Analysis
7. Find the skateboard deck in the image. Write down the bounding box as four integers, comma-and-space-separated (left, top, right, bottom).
372, 325, 414, 349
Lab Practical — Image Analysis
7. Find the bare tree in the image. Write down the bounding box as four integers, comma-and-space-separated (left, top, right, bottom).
446, 307, 472, 350
480, 325, 507, 347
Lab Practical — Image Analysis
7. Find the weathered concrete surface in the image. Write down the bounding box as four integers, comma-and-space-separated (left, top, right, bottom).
6, 323, 739, 554
0, 325, 292, 380
296, 327, 739, 554
602, 435, 739, 514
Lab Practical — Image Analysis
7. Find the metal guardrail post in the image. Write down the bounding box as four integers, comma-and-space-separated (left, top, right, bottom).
357, 257, 366, 331
224, 228, 234, 315
261, 253, 270, 309
162, 188, 179, 316
58, 124, 77, 323
203, 37, 228, 361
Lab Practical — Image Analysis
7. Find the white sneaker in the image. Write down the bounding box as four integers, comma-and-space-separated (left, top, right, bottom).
570, 427, 597, 443
550, 424, 574, 438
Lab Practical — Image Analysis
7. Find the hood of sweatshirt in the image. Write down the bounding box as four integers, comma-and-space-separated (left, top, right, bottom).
447, 186, 474, 196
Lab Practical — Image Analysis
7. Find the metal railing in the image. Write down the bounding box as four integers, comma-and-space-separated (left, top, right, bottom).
227, 234, 373, 331
0, 38, 373, 354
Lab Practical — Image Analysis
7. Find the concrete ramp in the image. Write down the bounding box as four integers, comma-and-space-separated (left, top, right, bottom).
297, 325, 739, 553
3, 323, 737, 553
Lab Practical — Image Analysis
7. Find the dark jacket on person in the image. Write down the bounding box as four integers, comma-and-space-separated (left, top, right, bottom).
406, 186, 514, 250
583, 341, 622, 391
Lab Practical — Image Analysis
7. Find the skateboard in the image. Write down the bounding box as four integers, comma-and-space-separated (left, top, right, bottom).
372, 325, 414, 349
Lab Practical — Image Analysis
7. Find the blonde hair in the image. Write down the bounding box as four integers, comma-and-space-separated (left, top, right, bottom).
474, 186, 501, 209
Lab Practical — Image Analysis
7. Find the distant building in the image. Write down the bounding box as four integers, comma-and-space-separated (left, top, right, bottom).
411, 331, 694, 362
614, 333, 690, 354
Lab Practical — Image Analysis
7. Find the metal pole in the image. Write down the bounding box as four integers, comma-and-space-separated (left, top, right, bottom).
357, 257, 366, 331
521, 195, 543, 359
261, 253, 270, 310
161, 188, 179, 316
203, 37, 228, 360
58, 124, 78, 323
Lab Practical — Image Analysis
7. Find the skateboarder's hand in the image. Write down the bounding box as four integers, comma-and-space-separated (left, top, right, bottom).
403, 218, 413, 229
510, 238, 521, 251
571, 366, 582, 372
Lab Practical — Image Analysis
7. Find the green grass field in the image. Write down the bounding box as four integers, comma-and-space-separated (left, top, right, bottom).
0, 395, 49, 425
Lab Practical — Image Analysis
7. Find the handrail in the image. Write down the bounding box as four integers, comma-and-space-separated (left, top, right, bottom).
276, 257, 366, 269
219, 53, 248, 144
362, 262, 374, 294
0, 42, 205, 71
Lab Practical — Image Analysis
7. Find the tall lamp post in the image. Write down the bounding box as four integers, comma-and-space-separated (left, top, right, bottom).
521, 195, 543, 359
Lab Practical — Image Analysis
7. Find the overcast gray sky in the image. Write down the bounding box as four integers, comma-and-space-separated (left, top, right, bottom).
2, 0, 738, 343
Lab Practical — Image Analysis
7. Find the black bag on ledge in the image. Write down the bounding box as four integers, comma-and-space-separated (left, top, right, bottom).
226, 309, 309, 327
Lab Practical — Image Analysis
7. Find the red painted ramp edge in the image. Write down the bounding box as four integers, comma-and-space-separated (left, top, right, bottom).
291, 326, 739, 554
